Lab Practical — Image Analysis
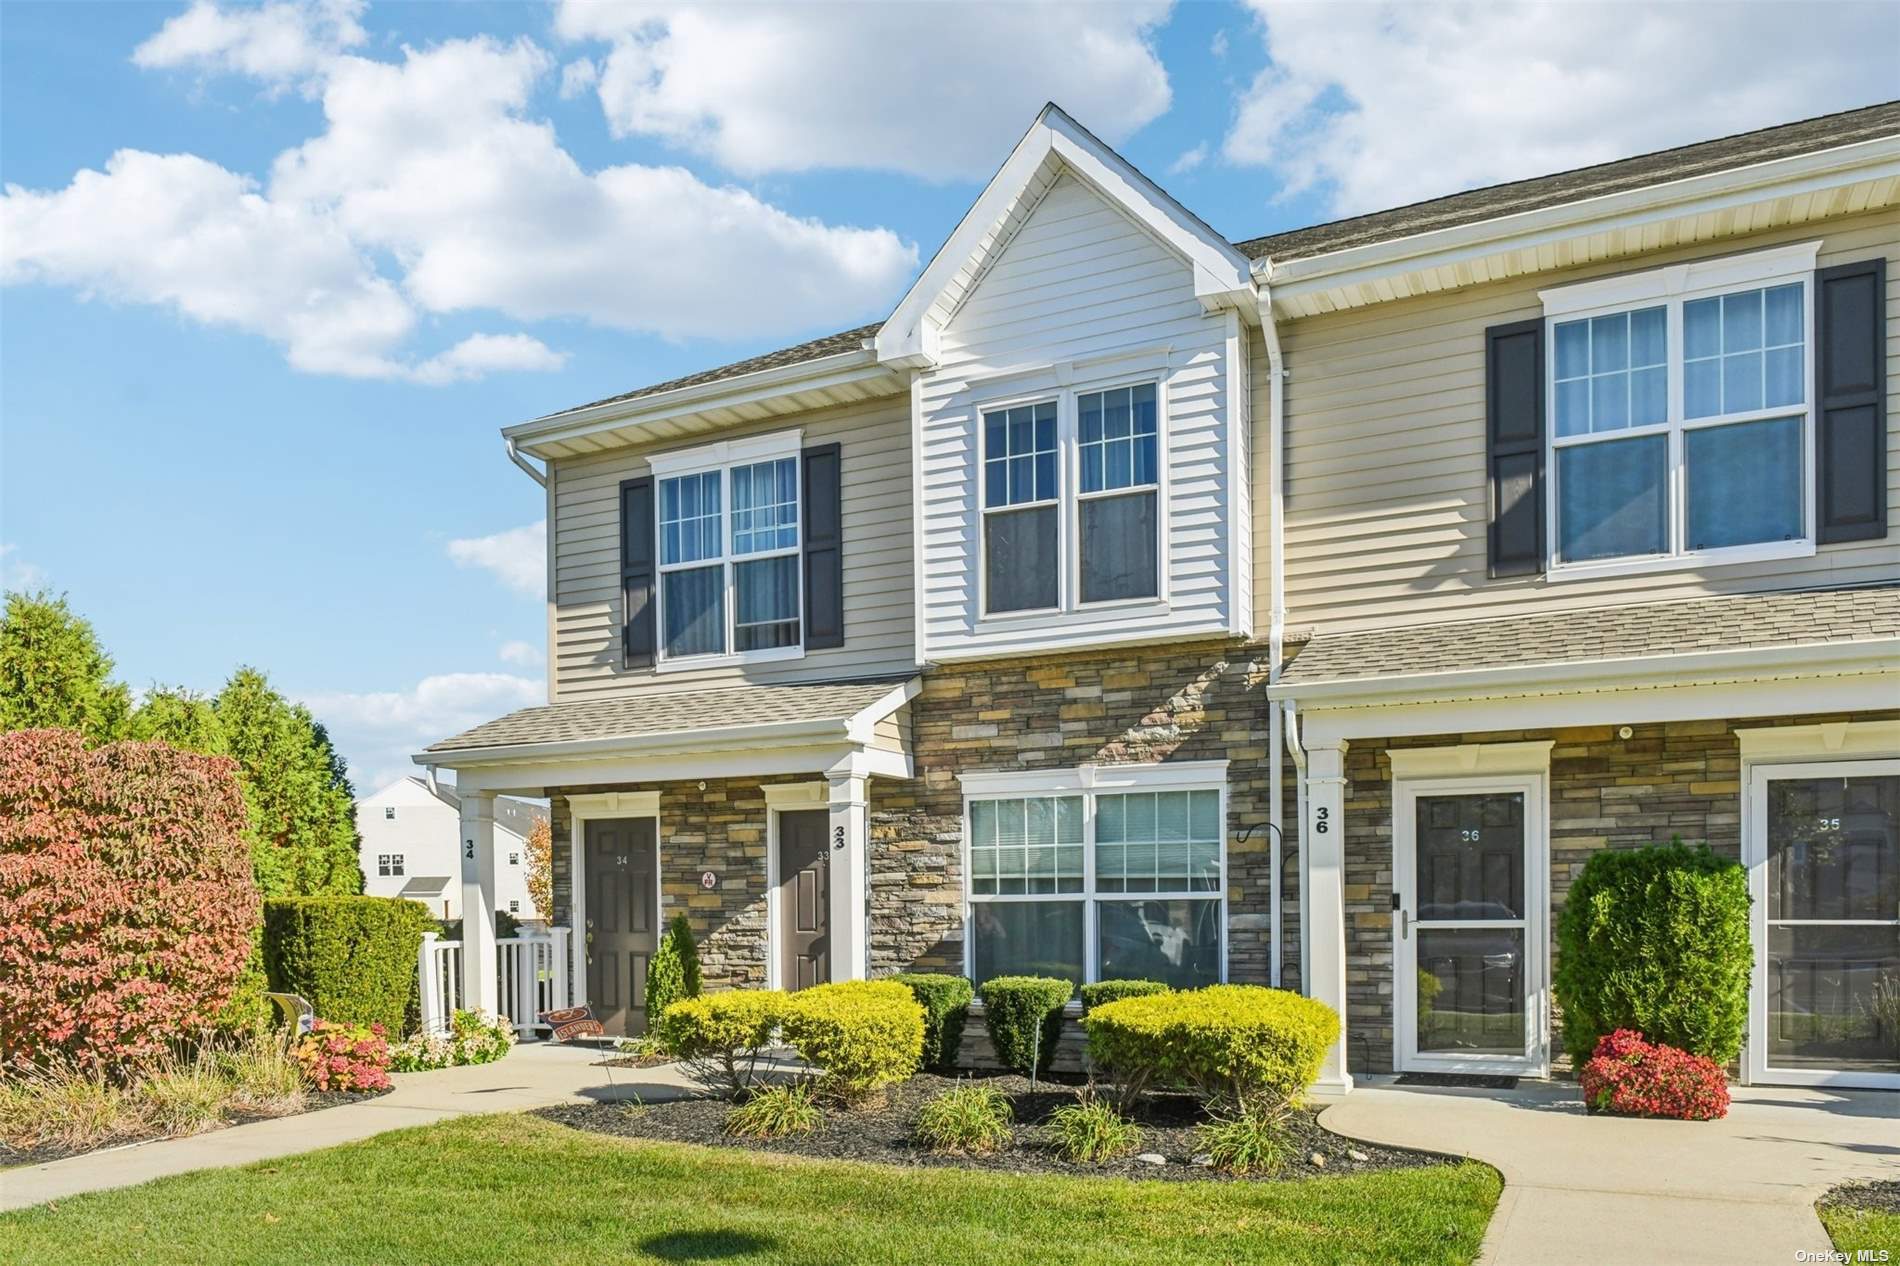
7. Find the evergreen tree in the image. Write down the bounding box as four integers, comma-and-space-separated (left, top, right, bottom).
127, 685, 229, 755
0, 591, 131, 742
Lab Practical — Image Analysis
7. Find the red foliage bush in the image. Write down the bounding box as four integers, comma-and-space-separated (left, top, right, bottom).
291, 1020, 391, 1092
1579, 1029, 1730, 1121
0, 729, 260, 1073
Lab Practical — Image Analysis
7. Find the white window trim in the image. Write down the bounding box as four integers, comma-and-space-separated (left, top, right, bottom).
960, 761, 1228, 988
973, 373, 1172, 622
1539, 242, 1821, 583
650, 428, 807, 671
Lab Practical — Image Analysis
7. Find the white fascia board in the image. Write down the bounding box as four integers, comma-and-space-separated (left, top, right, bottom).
958, 758, 1230, 797
1271, 637, 1899, 708
452, 741, 869, 798
844, 675, 923, 746
416, 715, 853, 771
876, 104, 1257, 366
503, 350, 890, 458
1258, 135, 1900, 304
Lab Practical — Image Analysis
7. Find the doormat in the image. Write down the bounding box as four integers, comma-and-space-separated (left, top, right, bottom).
1394, 1072, 1519, 1089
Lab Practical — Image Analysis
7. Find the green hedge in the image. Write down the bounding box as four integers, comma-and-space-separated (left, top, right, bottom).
1553, 839, 1751, 1063
263, 897, 435, 1034
1079, 979, 1170, 1013
979, 976, 1073, 1077
890, 973, 973, 1071
646, 913, 703, 1030
781, 980, 925, 1099
1084, 985, 1339, 1115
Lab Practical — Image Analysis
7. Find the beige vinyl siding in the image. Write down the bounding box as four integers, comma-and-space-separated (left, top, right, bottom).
1259, 209, 1900, 637
917, 169, 1242, 659
549, 392, 916, 700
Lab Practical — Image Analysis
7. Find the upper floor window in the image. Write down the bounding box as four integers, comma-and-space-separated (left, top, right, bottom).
378, 853, 404, 877
979, 381, 1162, 616
1544, 246, 1814, 577
384, 806, 396, 821
654, 442, 802, 663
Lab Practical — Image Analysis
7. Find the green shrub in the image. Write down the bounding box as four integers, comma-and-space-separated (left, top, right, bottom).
1553, 839, 1751, 1064
890, 973, 973, 1071
1195, 1108, 1290, 1175
645, 914, 703, 1032
1079, 979, 1170, 1013
724, 1081, 822, 1140
1083, 984, 1338, 1115
262, 897, 435, 1035
1045, 1094, 1142, 1164
657, 991, 787, 1098
388, 1010, 516, 1072
912, 1083, 1012, 1154
0, 1061, 149, 1153
780, 980, 924, 1101
978, 976, 1074, 1078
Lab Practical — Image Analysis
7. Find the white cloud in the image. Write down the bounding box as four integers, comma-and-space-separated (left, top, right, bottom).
554, 1, 1174, 180
133, 0, 366, 86
301, 670, 542, 790
1, 544, 46, 591
1210, 29, 1229, 60
1226, 1, 1899, 215
558, 57, 598, 100
497, 639, 544, 667
1170, 142, 1209, 176
4, 20, 918, 380
447, 519, 545, 598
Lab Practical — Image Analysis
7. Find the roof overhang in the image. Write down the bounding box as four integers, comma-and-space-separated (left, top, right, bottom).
1256, 133, 1900, 319
503, 347, 907, 461
875, 103, 1258, 369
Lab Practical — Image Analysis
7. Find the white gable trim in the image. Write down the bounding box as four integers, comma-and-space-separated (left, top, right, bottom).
875, 104, 1256, 368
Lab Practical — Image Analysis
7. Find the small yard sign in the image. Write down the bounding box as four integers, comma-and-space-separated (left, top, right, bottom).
541, 1005, 605, 1042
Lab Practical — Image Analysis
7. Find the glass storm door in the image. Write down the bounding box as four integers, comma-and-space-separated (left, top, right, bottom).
1397, 785, 1547, 1074
1748, 762, 1900, 1089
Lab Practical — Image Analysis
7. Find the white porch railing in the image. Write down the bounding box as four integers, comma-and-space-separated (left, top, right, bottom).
417, 928, 572, 1039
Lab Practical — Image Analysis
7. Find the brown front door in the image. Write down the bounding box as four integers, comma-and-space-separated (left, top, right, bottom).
585, 818, 657, 1036
779, 810, 829, 990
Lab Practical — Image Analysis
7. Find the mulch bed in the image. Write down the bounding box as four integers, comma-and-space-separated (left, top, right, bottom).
1821, 1179, 1900, 1216
536, 1072, 1455, 1184
0, 1086, 391, 1169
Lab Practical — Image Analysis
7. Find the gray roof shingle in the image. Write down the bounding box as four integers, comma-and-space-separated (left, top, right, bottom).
1279, 584, 1900, 688
422, 676, 914, 755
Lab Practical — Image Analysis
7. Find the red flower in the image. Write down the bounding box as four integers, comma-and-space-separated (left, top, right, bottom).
1579, 1030, 1729, 1121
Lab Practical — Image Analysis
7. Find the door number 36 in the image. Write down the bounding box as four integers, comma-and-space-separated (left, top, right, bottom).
1313, 807, 1330, 835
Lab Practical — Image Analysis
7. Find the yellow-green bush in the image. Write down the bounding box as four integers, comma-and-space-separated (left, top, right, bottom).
780, 980, 923, 1100
657, 991, 787, 1098
1083, 985, 1338, 1115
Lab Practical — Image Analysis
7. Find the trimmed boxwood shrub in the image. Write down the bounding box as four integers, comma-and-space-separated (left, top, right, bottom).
658, 991, 787, 1097
978, 976, 1074, 1078
1079, 979, 1170, 1013
780, 980, 924, 1100
890, 973, 973, 1070
263, 896, 435, 1035
0, 729, 260, 1072
1553, 839, 1751, 1064
645, 913, 702, 1031
1084, 984, 1339, 1115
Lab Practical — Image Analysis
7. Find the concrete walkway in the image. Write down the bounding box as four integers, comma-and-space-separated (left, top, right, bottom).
1320, 1077, 1900, 1266
0, 1042, 695, 1213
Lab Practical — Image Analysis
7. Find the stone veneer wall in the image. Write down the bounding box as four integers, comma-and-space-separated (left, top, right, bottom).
867, 636, 1293, 986
1339, 710, 1899, 1075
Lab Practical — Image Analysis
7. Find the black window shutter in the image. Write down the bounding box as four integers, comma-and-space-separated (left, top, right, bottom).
802, 442, 844, 649
1486, 318, 1546, 577
619, 476, 656, 669
1815, 257, 1888, 544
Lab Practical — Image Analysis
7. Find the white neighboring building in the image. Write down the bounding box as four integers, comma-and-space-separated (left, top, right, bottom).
356, 777, 547, 924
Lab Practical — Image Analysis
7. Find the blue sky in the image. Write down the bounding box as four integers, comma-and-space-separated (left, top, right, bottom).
3, 1, 1892, 789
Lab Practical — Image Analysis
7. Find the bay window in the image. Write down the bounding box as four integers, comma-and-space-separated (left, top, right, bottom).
964, 764, 1225, 991
653, 436, 802, 663
1544, 244, 1816, 575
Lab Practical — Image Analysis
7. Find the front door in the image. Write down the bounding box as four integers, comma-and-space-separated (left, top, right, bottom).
1396, 781, 1547, 1075
1746, 761, 1900, 1089
778, 809, 829, 990
585, 818, 657, 1036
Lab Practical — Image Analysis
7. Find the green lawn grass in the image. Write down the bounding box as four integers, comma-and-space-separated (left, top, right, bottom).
1820, 1204, 1900, 1259
1, 1113, 1501, 1265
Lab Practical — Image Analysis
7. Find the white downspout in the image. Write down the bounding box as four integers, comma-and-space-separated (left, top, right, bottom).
506, 436, 547, 487
1283, 698, 1307, 994
1259, 284, 1289, 988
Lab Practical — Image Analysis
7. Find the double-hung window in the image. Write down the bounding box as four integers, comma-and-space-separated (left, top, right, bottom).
378, 853, 403, 877
979, 380, 1163, 616
963, 764, 1224, 990
1545, 244, 1816, 575
654, 438, 802, 663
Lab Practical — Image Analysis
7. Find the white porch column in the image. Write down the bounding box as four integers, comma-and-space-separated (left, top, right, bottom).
827, 772, 870, 981
459, 790, 500, 1017
1304, 741, 1353, 1094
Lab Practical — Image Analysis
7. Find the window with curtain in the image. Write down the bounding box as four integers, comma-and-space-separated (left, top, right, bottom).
966, 782, 1223, 989
1549, 269, 1810, 569
657, 454, 801, 660
981, 401, 1059, 613
1077, 383, 1160, 602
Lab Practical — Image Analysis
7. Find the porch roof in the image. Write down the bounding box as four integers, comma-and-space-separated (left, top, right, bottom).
417, 675, 917, 764
1276, 583, 1900, 692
